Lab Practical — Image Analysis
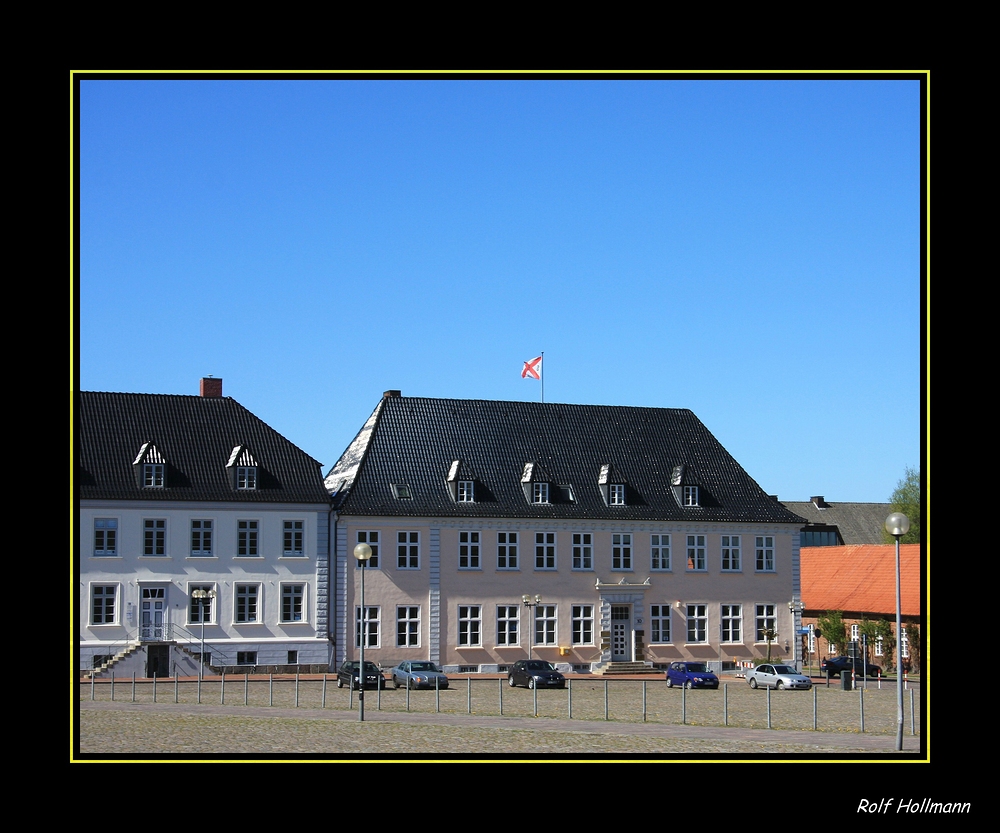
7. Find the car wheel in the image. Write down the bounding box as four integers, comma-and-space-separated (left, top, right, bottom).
508, 675, 516, 687
528, 678, 535, 690
749, 678, 758, 689
666, 677, 673, 688
337, 679, 344, 689
393, 677, 400, 689
685, 680, 693, 689
777, 681, 785, 690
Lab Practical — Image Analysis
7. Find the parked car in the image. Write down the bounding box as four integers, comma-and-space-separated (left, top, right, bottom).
337, 660, 385, 690
821, 656, 882, 678
391, 660, 450, 689
665, 661, 719, 689
507, 660, 566, 689
746, 664, 812, 690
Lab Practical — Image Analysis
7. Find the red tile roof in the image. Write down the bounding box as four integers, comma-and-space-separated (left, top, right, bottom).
801, 544, 921, 617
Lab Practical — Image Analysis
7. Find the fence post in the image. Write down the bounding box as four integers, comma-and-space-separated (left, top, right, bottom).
174, 673, 178, 704
766, 686, 771, 729
813, 685, 818, 730
91, 672, 95, 701
533, 682, 538, 717
910, 688, 915, 735
682, 683, 687, 725
568, 678, 572, 720
244, 673, 248, 706
296, 668, 300, 708
724, 682, 728, 726
221, 670, 225, 705
468, 676, 472, 715
499, 677, 503, 716
642, 680, 647, 723
153, 674, 157, 703
132, 672, 136, 703
435, 675, 440, 714
322, 674, 327, 709
269, 673, 273, 707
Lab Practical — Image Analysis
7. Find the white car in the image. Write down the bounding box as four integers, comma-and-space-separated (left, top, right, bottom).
746, 664, 812, 690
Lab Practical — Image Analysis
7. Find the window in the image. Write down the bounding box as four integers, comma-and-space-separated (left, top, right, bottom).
397, 532, 419, 569
391, 483, 412, 499
91, 585, 117, 625
496, 605, 519, 645
287, 650, 298, 665
572, 605, 594, 645
755, 604, 776, 643
458, 605, 482, 646
356, 530, 380, 568
497, 532, 518, 570
93, 518, 117, 556
649, 605, 671, 643
721, 535, 741, 571
850, 623, 859, 641
535, 605, 557, 645
532, 482, 549, 504
459, 531, 480, 569
900, 630, 910, 659
755, 536, 775, 571
683, 485, 699, 506
235, 585, 259, 623
457, 481, 474, 502
535, 532, 556, 570
236, 466, 257, 490
189, 584, 215, 624
651, 534, 671, 570
612, 533, 632, 570
237, 651, 257, 665
356, 606, 380, 648
143, 519, 165, 556
609, 484, 625, 506
237, 520, 259, 557
191, 519, 213, 557
721, 604, 742, 642
809, 624, 817, 653
686, 604, 706, 643
686, 535, 706, 571
143, 463, 164, 488
828, 641, 838, 655
874, 634, 883, 656
396, 606, 420, 647
572, 533, 592, 570
281, 584, 305, 622
283, 520, 304, 556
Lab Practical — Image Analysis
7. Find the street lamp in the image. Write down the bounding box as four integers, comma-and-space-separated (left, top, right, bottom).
191, 587, 216, 682
522, 594, 541, 660
885, 511, 910, 751
354, 542, 373, 722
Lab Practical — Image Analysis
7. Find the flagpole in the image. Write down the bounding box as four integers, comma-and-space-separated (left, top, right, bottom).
540, 351, 544, 403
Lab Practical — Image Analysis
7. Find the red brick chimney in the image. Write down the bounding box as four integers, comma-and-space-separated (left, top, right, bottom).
200, 377, 223, 397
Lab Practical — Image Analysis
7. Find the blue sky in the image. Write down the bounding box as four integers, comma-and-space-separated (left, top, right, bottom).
78, 76, 922, 503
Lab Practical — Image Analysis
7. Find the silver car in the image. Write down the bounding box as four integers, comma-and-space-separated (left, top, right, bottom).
746, 664, 812, 690
391, 660, 450, 689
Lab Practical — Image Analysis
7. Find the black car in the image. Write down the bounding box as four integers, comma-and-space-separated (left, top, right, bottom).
337, 660, 385, 690
821, 656, 882, 678
507, 659, 566, 689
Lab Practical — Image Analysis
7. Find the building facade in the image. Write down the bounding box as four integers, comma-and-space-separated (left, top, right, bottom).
78, 379, 332, 677
327, 392, 807, 673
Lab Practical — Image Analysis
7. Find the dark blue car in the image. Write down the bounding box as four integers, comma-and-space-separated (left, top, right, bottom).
666, 661, 719, 689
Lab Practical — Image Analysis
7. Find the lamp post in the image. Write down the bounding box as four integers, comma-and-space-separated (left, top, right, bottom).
354, 542, 373, 722
885, 512, 910, 751
522, 594, 541, 660
191, 587, 216, 681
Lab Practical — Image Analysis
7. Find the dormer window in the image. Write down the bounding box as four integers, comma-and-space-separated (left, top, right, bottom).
533, 482, 549, 504
236, 466, 257, 490
392, 484, 413, 500
134, 442, 167, 489
457, 481, 474, 502
610, 484, 626, 506
683, 485, 700, 507
143, 463, 165, 488
227, 446, 259, 492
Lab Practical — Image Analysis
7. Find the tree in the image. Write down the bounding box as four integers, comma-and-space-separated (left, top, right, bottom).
885, 465, 921, 544
815, 611, 846, 656
905, 623, 921, 670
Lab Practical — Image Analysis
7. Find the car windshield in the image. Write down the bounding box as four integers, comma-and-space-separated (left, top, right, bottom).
411, 662, 438, 672
773, 665, 796, 674
685, 663, 708, 672
524, 661, 555, 671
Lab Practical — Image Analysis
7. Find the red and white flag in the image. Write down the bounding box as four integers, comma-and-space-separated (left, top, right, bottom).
521, 355, 542, 380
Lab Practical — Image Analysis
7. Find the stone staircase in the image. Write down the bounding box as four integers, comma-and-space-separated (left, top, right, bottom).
594, 661, 661, 676
84, 641, 142, 678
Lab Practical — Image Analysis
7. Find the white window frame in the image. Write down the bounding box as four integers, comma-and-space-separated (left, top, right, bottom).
721, 535, 741, 571
356, 530, 380, 568
237, 519, 259, 557
572, 532, 593, 570
188, 583, 216, 625
851, 623, 859, 641
283, 520, 305, 557
459, 531, 481, 570
356, 605, 380, 648
572, 605, 594, 645
874, 633, 883, 656
683, 485, 699, 506
281, 583, 306, 623
457, 480, 474, 502
236, 465, 257, 490
535, 532, 556, 570
535, 604, 557, 645
721, 604, 742, 643
612, 533, 632, 570
651, 534, 671, 571
458, 605, 482, 646
686, 535, 706, 571
93, 518, 118, 557
755, 536, 775, 572
755, 604, 776, 643
397, 531, 420, 569
649, 605, 671, 643
143, 463, 165, 488
190, 519, 213, 557
496, 605, 519, 646
497, 532, 518, 570
808, 624, 817, 653
900, 629, 909, 659
532, 482, 549, 504
686, 604, 707, 643
143, 518, 166, 557
235, 584, 260, 623
91, 584, 118, 625
396, 606, 420, 647
609, 484, 626, 506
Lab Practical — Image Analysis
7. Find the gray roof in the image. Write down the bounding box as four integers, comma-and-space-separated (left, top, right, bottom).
780, 498, 892, 544
327, 394, 805, 524
78, 392, 330, 504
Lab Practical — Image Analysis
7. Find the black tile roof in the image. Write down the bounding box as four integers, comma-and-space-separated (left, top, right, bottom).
78, 392, 330, 504
780, 500, 892, 544
327, 395, 805, 524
